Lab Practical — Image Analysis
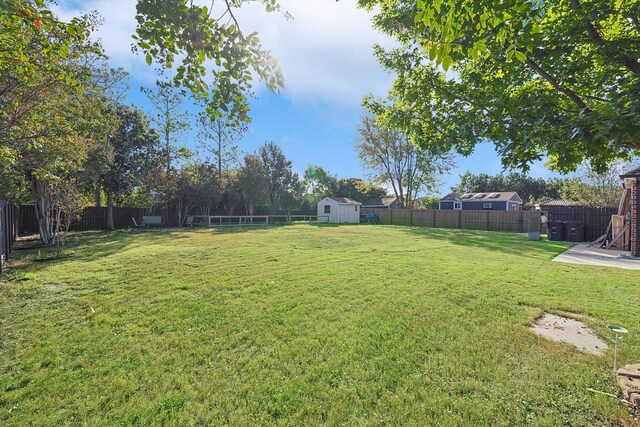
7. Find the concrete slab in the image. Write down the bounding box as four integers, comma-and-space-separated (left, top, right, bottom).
530, 313, 608, 355
552, 242, 640, 270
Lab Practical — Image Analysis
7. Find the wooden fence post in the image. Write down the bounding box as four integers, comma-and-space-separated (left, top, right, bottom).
458, 210, 462, 229
410, 209, 413, 226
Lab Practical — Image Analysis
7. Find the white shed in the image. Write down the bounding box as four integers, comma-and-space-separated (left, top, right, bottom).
317, 197, 361, 223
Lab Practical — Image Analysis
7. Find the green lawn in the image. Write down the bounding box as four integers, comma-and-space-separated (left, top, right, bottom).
1, 225, 639, 425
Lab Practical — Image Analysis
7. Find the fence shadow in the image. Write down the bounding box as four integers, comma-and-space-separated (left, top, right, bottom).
395, 226, 572, 259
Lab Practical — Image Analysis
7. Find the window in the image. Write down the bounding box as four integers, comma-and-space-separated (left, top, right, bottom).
454, 202, 462, 210
324, 205, 331, 214
483, 203, 492, 209
461, 193, 473, 199
474, 193, 486, 199
488, 193, 501, 198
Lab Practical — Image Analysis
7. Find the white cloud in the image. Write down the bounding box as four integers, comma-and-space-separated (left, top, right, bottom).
53, 0, 395, 107
52, 0, 160, 84
235, 0, 396, 106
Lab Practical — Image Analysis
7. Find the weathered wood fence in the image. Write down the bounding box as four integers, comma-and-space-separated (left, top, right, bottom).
0, 199, 18, 272
545, 206, 618, 242
19, 206, 159, 234
361, 208, 542, 233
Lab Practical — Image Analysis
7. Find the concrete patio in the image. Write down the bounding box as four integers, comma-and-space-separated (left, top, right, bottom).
553, 242, 640, 270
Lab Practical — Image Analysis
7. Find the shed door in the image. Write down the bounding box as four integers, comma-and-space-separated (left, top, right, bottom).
338, 206, 349, 223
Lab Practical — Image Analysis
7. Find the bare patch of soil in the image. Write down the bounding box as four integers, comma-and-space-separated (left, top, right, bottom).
530, 313, 608, 355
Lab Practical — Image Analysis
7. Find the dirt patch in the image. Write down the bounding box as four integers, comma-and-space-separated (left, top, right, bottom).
530, 313, 608, 355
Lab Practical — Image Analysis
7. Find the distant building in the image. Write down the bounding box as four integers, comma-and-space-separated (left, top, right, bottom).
439, 192, 523, 211
361, 197, 401, 210
535, 200, 585, 211
317, 197, 361, 223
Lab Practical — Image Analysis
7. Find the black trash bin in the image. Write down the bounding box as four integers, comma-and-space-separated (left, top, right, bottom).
564, 221, 585, 242
547, 220, 564, 241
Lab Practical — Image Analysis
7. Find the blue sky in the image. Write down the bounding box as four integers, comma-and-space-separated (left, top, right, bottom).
55, 0, 561, 197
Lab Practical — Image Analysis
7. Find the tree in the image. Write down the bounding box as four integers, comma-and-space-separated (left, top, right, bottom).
303, 165, 338, 205
334, 178, 386, 203
259, 141, 297, 213
360, 0, 640, 173
197, 111, 245, 177
141, 81, 190, 175
355, 116, 453, 208
560, 161, 637, 207
190, 161, 221, 216
95, 104, 161, 230
1, 3, 113, 244
133, 0, 285, 125
238, 154, 269, 215
52, 178, 89, 252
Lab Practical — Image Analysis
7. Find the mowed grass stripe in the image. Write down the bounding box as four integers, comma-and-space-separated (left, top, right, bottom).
1, 225, 638, 425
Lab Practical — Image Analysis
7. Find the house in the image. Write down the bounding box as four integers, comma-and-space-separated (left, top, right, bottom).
620, 168, 640, 257
317, 197, 361, 223
361, 196, 401, 209
439, 192, 523, 211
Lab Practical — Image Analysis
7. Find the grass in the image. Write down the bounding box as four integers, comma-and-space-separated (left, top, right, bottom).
1, 224, 639, 425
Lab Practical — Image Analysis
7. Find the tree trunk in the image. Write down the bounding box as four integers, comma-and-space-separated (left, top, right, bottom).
106, 190, 114, 231
31, 178, 56, 245
94, 186, 101, 207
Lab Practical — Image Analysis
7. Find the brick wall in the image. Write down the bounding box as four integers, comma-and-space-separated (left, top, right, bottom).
632, 180, 638, 256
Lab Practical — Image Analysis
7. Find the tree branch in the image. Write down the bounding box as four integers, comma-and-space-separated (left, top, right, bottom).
570, 0, 640, 78
524, 57, 590, 111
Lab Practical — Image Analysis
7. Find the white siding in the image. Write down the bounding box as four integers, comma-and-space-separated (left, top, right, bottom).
317, 198, 360, 223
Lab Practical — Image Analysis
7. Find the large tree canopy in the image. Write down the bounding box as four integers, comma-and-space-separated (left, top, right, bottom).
360, 0, 640, 173
134, 0, 285, 125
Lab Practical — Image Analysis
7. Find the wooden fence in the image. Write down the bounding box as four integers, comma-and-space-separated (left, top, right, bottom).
545, 206, 618, 242
0, 199, 18, 272
361, 208, 542, 233
18, 206, 318, 234
19, 206, 157, 234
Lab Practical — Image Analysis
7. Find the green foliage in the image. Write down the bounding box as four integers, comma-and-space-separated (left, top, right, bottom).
303, 165, 338, 205
360, 0, 640, 172
238, 154, 269, 215
414, 196, 440, 209
97, 103, 162, 198
1, 226, 637, 424
259, 141, 300, 213
335, 178, 386, 203
133, 0, 285, 126
559, 161, 637, 207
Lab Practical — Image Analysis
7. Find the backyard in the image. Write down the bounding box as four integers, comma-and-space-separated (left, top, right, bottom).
1, 225, 639, 425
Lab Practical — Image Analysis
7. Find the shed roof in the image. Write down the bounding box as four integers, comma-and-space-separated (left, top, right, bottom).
440, 192, 522, 203
326, 197, 361, 205
537, 199, 585, 207
361, 197, 398, 207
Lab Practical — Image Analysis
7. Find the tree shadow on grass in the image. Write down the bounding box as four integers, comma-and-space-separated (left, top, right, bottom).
394, 226, 572, 260
7, 225, 287, 272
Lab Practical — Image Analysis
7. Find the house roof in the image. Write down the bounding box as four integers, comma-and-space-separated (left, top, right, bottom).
326, 197, 361, 205
361, 197, 398, 207
537, 199, 585, 207
440, 192, 523, 203
620, 168, 640, 179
